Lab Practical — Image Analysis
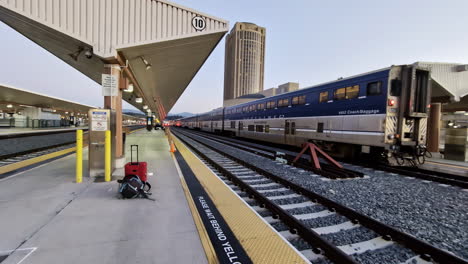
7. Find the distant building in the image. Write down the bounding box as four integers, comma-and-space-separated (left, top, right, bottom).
259, 87, 276, 97
277, 82, 299, 94
223, 94, 265, 107
224, 22, 266, 101
258, 82, 299, 98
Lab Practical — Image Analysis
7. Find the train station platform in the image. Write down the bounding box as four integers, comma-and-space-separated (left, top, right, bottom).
420, 157, 468, 177
0, 129, 307, 263
0, 129, 207, 264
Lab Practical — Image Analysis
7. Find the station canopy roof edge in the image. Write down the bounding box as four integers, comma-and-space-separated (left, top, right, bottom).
0, 83, 145, 121
0, 83, 96, 114
0, 0, 229, 119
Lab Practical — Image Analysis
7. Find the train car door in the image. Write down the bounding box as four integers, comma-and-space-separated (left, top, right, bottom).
326, 120, 331, 138
284, 120, 296, 145
238, 121, 243, 136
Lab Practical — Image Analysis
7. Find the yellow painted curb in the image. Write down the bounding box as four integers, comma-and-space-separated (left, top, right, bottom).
0, 147, 77, 175
0, 126, 143, 176
128, 128, 145, 134
171, 152, 219, 264
172, 134, 308, 264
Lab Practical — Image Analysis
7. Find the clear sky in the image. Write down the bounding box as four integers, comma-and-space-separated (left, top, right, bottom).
1, 0, 468, 114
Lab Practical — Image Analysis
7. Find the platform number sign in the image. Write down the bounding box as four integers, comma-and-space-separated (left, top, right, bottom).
192, 16, 206, 31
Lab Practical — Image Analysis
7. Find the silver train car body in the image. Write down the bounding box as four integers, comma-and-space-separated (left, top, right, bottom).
181, 64, 432, 164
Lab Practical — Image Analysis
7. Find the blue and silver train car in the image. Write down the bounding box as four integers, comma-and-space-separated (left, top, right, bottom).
181, 64, 431, 163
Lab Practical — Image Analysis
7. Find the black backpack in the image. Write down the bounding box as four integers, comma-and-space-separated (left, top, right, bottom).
118, 175, 154, 200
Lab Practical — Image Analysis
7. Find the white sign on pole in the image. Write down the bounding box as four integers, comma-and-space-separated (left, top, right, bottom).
91, 111, 108, 131
102, 74, 118, 96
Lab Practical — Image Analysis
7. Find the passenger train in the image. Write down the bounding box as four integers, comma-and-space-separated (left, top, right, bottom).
179, 64, 432, 165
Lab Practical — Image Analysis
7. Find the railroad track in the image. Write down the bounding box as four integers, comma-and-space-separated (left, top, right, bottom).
173, 128, 363, 179
372, 164, 468, 189
175, 128, 468, 189
0, 125, 145, 169
172, 129, 467, 264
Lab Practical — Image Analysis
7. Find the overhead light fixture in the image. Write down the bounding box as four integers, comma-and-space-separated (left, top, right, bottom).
140, 56, 152, 70
68, 46, 84, 61
143, 105, 148, 110
135, 97, 143, 103
125, 83, 134, 93
6, 104, 13, 108
65, 111, 69, 114
53, 109, 57, 112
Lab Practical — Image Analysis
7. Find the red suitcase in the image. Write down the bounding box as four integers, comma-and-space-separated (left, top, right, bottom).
125, 145, 148, 182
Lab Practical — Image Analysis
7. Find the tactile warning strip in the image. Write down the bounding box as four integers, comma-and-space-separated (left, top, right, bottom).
172, 135, 309, 264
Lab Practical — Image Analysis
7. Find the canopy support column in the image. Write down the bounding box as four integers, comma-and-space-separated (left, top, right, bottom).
427, 103, 441, 153
104, 65, 124, 166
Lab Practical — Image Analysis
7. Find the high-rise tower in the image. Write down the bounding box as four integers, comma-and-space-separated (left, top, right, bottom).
224, 22, 266, 100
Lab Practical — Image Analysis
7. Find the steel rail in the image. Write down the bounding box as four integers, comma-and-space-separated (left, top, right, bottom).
0, 125, 145, 161
175, 128, 363, 179
174, 129, 468, 264
373, 164, 468, 189
173, 130, 358, 264
178, 128, 466, 188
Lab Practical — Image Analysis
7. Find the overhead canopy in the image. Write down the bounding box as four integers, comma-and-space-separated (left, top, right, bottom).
0, 83, 96, 114
414, 62, 468, 103
0, 0, 228, 119
0, 83, 145, 122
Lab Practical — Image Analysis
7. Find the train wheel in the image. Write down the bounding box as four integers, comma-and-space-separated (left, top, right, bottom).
417, 154, 426, 165
394, 154, 405, 166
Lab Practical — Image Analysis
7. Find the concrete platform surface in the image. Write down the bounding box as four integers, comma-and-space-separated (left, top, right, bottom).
0, 129, 207, 264
421, 157, 468, 177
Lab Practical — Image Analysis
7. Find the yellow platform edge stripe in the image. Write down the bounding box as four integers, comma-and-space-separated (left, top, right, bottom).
172, 134, 309, 264
0, 127, 144, 175
0, 146, 77, 175
171, 152, 219, 264
426, 161, 468, 170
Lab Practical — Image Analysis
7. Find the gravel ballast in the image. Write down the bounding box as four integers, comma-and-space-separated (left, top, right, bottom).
176, 130, 468, 261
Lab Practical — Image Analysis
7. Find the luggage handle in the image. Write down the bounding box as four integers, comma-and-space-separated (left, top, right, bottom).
130, 145, 139, 164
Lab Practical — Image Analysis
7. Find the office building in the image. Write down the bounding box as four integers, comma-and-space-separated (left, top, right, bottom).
224, 22, 266, 100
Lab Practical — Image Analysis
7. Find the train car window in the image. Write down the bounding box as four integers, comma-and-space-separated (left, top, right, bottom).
285, 122, 290, 134
319, 91, 329, 103
239, 121, 243, 130
367, 81, 382, 96
258, 103, 265, 109
390, 79, 402, 96
265, 125, 270, 133
334, 88, 346, 100
267, 100, 276, 109
248, 125, 255, 131
256, 125, 264, 132
278, 98, 290, 107
292, 96, 299, 105
317, 122, 324, 133
298, 95, 306, 104
291, 122, 296, 135
230, 121, 235, 128
346, 85, 360, 99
